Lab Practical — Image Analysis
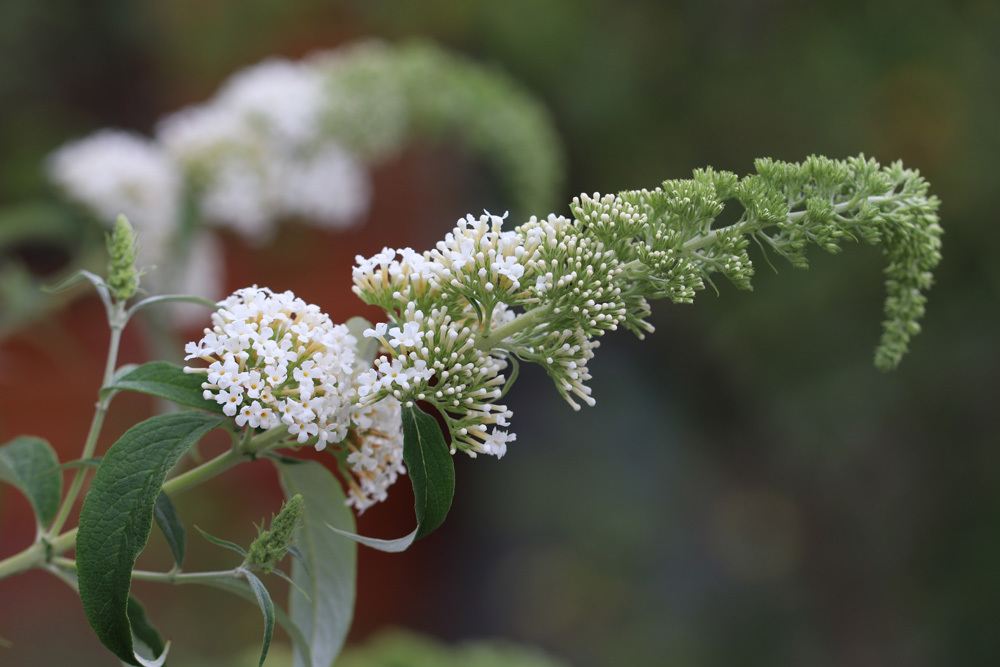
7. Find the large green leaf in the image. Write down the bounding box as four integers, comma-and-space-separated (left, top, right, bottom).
104, 362, 222, 413
330, 404, 454, 552
77, 411, 223, 666
279, 460, 357, 667
0, 436, 62, 527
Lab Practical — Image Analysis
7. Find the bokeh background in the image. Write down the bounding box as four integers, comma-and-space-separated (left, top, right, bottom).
1, 1, 997, 665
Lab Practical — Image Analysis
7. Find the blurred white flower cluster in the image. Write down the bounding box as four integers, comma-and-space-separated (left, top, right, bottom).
184, 286, 405, 511
157, 58, 371, 237
44, 41, 563, 324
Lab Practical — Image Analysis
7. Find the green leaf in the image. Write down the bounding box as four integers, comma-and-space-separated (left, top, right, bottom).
194, 525, 247, 558
0, 436, 62, 527
328, 404, 454, 552
127, 596, 166, 661
153, 492, 186, 568
103, 362, 222, 413
43, 269, 112, 312
241, 568, 275, 667
403, 404, 455, 539
198, 577, 313, 666
278, 461, 357, 667
76, 411, 223, 666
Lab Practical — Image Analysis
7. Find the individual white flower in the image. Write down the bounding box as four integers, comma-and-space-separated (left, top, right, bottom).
184, 286, 358, 450
387, 321, 422, 349
47, 130, 181, 265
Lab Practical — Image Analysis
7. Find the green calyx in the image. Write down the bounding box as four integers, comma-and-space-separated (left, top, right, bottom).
106, 214, 139, 302
246, 494, 304, 573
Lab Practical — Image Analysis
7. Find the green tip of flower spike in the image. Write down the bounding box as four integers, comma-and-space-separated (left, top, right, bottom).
106, 214, 139, 302
246, 494, 304, 573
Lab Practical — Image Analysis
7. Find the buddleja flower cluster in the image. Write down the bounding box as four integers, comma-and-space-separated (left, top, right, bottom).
184, 286, 404, 511
353, 155, 942, 458
45, 40, 562, 322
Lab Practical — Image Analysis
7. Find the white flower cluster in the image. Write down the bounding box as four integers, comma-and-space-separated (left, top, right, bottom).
184, 286, 359, 449
158, 59, 371, 236
346, 397, 406, 512
184, 286, 409, 511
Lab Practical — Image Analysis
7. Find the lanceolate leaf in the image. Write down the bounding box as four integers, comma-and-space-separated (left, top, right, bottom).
153, 492, 186, 568
402, 405, 455, 539
194, 525, 248, 558
0, 436, 62, 527
198, 577, 313, 666
328, 404, 454, 552
104, 362, 222, 413
76, 412, 223, 666
241, 569, 275, 667
278, 461, 357, 667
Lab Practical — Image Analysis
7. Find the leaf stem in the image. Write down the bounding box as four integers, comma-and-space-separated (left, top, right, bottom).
52, 556, 239, 584
0, 428, 288, 579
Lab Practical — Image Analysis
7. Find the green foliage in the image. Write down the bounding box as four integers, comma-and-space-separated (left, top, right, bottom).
126, 596, 167, 663
0, 436, 61, 528
76, 412, 223, 666
246, 494, 304, 574
194, 524, 248, 557
152, 491, 186, 568
611, 155, 942, 369
241, 568, 276, 667
105, 362, 224, 413
330, 404, 454, 551
402, 404, 455, 539
106, 214, 139, 302
278, 460, 357, 667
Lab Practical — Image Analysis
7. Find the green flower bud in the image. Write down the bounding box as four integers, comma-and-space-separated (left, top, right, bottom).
246, 494, 304, 573
106, 214, 139, 302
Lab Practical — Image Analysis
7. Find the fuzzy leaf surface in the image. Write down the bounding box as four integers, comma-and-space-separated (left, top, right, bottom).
105, 362, 221, 413
77, 411, 222, 665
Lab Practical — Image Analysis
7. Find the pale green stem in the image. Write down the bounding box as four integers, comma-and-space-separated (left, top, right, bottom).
476, 305, 550, 350
52, 556, 239, 585
47, 302, 126, 538
0, 430, 288, 579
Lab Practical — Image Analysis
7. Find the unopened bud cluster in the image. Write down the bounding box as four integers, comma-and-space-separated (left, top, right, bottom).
352, 155, 942, 456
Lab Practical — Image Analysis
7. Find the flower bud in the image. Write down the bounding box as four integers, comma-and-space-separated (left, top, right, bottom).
246, 494, 303, 573
106, 214, 139, 301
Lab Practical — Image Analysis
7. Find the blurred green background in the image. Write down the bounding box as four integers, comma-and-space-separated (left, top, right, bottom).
1, 1, 997, 665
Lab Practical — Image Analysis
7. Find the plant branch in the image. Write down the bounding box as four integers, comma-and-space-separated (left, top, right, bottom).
47, 301, 127, 537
